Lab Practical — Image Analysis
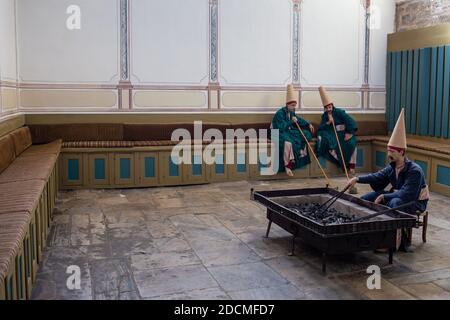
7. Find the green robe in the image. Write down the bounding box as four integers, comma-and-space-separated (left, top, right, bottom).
316, 107, 357, 170
271, 106, 312, 172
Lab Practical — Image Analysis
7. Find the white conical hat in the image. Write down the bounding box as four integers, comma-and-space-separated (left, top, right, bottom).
388, 108, 407, 150
319, 86, 333, 107
286, 84, 297, 104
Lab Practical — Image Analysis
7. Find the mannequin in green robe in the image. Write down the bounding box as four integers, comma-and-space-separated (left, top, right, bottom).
316, 105, 358, 174
271, 85, 314, 176
272, 106, 313, 175
316, 86, 358, 175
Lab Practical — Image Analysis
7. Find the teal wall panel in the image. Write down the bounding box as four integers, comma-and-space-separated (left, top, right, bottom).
418, 48, 431, 136
319, 156, 327, 168
215, 154, 224, 174
169, 156, 179, 177
94, 158, 105, 180
192, 155, 202, 176
237, 153, 246, 173
429, 47, 437, 136
119, 158, 131, 179
215, 163, 225, 174
375, 151, 386, 168
393, 52, 402, 131
405, 50, 413, 133
387, 46, 450, 138
144, 157, 155, 178
415, 160, 428, 179
401, 50, 408, 121
356, 149, 363, 168
259, 153, 269, 172
411, 49, 419, 135
68, 159, 79, 181
444, 46, 450, 139
435, 47, 445, 137
437, 165, 450, 186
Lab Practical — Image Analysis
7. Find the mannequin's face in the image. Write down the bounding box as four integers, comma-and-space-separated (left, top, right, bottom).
387, 148, 405, 164
287, 102, 297, 112
324, 104, 333, 114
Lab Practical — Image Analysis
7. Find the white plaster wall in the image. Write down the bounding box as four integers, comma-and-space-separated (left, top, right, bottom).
3, 0, 396, 112
369, 0, 396, 87
300, 0, 365, 87
0, 0, 17, 82
17, 0, 119, 84
219, 0, 292, 86
131, 0, 209, 85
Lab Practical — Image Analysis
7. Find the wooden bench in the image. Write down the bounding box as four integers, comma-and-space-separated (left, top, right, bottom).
26, 121, 449, 195
0, 127, 61, 300
26, 121, 383, 189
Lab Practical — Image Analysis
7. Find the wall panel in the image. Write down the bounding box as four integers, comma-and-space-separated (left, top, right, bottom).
300, 0, 365, 87
17, 0, 119, 84
20, 89, 117, 109
133, 90, 208, 109
8, 0, 393, 113
220, 0, 292, 86
369, 0, 395, 88
0, 0, 18, 82
131, 0, 209, 85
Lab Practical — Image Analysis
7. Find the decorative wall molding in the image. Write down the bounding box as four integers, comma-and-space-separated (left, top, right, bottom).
363, 0, 371, 85
209, 0, 218, 82
19, 90, 118, 113
133, 90, 208, 109
0, 80, 19, 88
8, 0, 389, 113
120, 0, 130, 81
1, 82, 384, 93
292, 0, 301, 84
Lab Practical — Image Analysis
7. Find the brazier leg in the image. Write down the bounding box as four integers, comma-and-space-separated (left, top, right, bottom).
288, 236, 296, 256
388, 248, 394, 264
322, 252, 327, 274
264, 220, 272, 238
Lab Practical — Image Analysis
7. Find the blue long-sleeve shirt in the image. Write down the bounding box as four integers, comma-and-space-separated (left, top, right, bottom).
358, 159, 428, 212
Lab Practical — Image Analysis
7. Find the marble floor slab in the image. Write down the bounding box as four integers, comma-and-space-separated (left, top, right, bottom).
31, 176, 450, 300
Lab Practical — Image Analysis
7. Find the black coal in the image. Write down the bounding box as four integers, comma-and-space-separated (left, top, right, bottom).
285, 202, 355, 224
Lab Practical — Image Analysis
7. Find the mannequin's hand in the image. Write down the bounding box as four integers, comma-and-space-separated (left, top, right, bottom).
327, 115, 334, 125
346, 176, 358, 189
375, 195, 385, 204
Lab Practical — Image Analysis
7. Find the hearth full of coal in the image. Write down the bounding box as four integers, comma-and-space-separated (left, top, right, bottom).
284, 202, 354, 224
251, 187, 417, 274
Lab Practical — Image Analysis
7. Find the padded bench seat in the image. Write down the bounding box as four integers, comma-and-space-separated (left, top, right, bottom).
0, 154, 58, 183
61, 139, 269, 148
0, 214, 30, 244
0, 214, 31, 288
0, 248, 14, 287
0, 125, 61, 300
0, 180, 46, 214
21, 139, 62, 157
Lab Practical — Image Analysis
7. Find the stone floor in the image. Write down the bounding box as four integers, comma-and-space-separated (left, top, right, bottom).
30, 176, 450, 300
